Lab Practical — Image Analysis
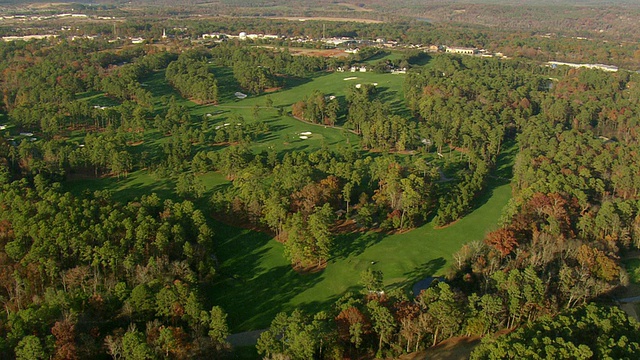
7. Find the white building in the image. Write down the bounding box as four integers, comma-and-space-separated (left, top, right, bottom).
445, 46, 478, 55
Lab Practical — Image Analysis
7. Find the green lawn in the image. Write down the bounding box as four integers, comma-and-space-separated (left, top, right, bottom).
193, 69, 406, 153
211, 181, 511, 332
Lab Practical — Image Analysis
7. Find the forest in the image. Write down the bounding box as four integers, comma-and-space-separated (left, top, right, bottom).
2, 9, 640, 360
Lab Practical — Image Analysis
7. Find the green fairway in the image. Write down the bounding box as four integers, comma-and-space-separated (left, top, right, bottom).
211, 181, 512, 332
62, 64, 514, 334
192, 69, 406, 153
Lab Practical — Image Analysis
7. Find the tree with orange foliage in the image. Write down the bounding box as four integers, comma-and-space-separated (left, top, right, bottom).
484, 227, 518, 257
335, 306, 371, 350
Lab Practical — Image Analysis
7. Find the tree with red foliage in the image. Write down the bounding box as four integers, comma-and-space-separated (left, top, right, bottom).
51, 318, 77, 360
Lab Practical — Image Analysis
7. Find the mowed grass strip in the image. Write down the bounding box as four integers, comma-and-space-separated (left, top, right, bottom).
212, 182, 511, 332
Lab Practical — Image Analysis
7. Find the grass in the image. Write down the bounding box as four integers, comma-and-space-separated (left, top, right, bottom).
198, 68, 407, 151
60, 65, 513, 335
211, 181, 512, 332
76, 91, 122, 107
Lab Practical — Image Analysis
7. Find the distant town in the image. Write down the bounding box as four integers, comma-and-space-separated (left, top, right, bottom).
0, 13, 619, 73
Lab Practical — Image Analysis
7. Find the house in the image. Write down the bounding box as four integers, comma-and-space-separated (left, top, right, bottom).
445, 46, 478, 55
359, 66, 367, 72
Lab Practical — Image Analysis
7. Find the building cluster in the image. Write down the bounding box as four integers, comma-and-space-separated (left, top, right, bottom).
0, 19, 623, 73
202, 32, 281, 41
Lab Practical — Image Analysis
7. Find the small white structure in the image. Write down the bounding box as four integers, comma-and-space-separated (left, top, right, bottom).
234, 92, 247, 99
359, 66, 367, 72
300, 132, 312, 136
299, 136, 308, 139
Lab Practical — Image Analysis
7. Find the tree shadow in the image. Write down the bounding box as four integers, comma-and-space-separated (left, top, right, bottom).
373, 86, 412, 118
209, 262, 325, 332
262, 121, 289, 134
210, 67, 244, 103
493, 139, 517, 180
332, 231, 386, 260
403, 257, 447, 296
468, 141, 516, 210
280, 75, 313, 89
364, 51, 391, 62
65, 174, 176, 204
142, 70, 186, 105
295, 284, 360, 316
408, 53, 432, 67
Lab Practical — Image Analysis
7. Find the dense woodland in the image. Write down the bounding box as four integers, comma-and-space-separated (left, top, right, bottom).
1, 13, 640, 360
